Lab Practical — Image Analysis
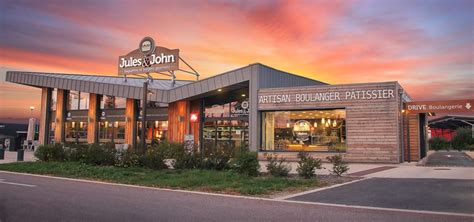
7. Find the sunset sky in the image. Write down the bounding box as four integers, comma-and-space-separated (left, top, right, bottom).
0, 0, 473, 122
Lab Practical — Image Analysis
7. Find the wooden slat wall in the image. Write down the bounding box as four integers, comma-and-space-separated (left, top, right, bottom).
54, 89, 67, 143
404, 113, 420, 161
125, 98, 138, 148
168, 101, 188, 143
258, 82, 401, 163
87, 93, 99, 144
38, 88, 51, 145
190, 100, 201, 144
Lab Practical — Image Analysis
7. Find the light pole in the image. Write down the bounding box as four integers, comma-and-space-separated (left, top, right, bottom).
29, 106, 35, 117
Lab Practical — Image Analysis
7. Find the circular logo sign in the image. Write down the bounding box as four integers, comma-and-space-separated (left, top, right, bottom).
139, 36, 155, 56
241, 101, 249, 109
293, 120, 311, 142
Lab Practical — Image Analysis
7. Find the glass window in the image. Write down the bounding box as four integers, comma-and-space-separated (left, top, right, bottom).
99, 121, 126, 142
204, 88, 248, 118
68, 91, 80, 110
100, 96, 126, 109
79, 92, 89, 110
115, 97, 126, 108
51, 89, 57, 111
65, 121, 88, 143
137, 121, 168, 143
262, 109, 346, 152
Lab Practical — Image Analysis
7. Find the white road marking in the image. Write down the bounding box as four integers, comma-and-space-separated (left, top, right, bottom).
0, 171, 472, 218
275, 177, 370, 200
0, 180, 36, 187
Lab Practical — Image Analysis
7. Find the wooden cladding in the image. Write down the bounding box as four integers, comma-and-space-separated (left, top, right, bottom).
404, 113, 421, 161
87, 93, 99, 144
168, 101, 188, 143
38, 88, 51, 145
54, 89, 67, 143
125, 98, 138, 148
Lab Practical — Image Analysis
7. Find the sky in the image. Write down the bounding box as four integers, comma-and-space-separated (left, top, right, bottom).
0, 0, 473, 123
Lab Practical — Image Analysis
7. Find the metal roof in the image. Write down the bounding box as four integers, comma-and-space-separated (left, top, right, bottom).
429, 115, 474, 129
6, 63, 325, 103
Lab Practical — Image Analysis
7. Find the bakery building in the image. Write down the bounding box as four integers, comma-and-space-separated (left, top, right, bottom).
6, 38, 473, 163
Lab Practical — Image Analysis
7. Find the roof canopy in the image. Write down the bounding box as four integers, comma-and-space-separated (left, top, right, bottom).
429, 115, 474, 129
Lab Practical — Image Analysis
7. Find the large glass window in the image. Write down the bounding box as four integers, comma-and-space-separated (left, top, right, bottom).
137, 121, 168, 143
99, 121, 125, 142
202, 88, 249, 151
262, 109, 346, 152
65, 121, 88, 143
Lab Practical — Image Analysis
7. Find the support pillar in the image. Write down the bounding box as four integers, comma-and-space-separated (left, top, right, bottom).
38, 88, 52, 145
125, 98, 138, 149
87, 93, 100, 144
54, 89, 68, 144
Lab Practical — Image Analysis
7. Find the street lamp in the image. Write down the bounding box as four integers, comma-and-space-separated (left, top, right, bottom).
29, 106, 35, 117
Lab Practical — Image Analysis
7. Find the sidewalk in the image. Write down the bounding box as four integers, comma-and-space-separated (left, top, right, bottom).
259, 161, 474, 180
0, 151, 36, 164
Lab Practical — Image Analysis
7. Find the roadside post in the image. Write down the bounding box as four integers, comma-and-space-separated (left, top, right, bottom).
0, 144, 5, 160
17, 147, 24, 161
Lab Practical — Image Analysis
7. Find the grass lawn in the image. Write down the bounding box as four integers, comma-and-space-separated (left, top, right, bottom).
0, 161, 346, 196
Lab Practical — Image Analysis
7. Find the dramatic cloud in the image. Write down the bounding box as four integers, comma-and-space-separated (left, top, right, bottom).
0, 0, 473, 121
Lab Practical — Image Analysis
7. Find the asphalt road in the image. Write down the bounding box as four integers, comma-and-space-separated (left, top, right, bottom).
425, 151, 474, 167
290, 178, 474, 214
0, 172, 472, 222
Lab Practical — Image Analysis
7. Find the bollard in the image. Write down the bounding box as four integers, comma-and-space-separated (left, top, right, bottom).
17, 148, 24, 161
0, 148, 5, 160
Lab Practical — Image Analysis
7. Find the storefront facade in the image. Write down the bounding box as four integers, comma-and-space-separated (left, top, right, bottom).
7, 63, 429, 163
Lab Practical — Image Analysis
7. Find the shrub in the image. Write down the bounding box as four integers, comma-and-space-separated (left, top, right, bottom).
202, 148, 233, 170
451, 127, 473, 151
170, 143, 204, 169
326, 154, 349, 176
141, 147, 167, 170
66, 144, 89, 162
466, 144, 474, 151
296, 152, 322, 179
35, 143, 67, 162
429, 137, 449, 151
230, 151, 260, 177
82, 143, 116, 166
266, 155, 291, 177
115, 149, 141, 168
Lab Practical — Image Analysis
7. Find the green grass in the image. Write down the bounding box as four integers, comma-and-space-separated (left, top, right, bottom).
0, 162, 321, 196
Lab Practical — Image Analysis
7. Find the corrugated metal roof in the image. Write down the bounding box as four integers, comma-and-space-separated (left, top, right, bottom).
6, 64, 326, 103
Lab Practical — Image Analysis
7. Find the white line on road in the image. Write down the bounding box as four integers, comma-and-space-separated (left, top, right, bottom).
0, 171, 472, 218
0, 180, 37, 187
275, 177, 370, 200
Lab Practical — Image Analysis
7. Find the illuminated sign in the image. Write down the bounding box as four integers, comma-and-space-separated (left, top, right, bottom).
190, 113, 198, 122
118, 37, 179, 75
406, 100, 474, 113
258, 89, 395, 104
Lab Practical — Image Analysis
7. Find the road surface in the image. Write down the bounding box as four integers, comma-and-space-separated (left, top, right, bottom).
0, 171, 471, 222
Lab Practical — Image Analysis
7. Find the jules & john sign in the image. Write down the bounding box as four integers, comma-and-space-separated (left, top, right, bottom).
118, 37, 179, 75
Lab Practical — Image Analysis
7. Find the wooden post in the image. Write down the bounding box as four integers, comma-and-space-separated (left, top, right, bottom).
54, 89, 68, 144
125, 98, 138, 149
87, 93, 99, 144
38, 88, 52, 145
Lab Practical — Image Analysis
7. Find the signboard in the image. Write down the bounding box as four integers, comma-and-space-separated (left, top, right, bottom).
258, 88, 395, 105
406, 99, 474, 113
118, 37, 179, 75
293, 120, 311, 142
184, 134, 194, 153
